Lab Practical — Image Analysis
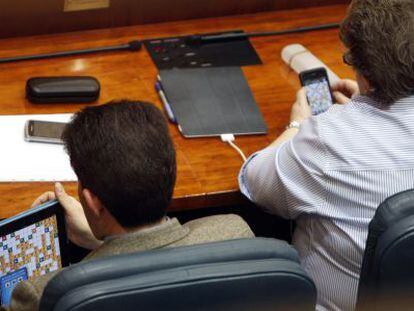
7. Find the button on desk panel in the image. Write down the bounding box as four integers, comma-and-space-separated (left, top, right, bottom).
0, 4, 353, 218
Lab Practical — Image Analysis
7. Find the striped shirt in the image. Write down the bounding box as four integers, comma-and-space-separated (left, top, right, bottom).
239, 95, 414, 311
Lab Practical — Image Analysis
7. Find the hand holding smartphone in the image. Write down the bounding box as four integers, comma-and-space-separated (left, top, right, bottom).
24, 120, 67, 144
299, 67, 334, 115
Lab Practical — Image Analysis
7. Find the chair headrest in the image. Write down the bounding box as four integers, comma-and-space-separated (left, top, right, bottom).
41, 238, 307, 311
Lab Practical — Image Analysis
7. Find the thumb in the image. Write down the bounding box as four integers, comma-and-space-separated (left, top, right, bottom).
54, 182, 71, 208
297, 87, 307, 103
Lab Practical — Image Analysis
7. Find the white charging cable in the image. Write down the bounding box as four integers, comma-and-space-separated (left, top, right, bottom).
220, 134, 247, 162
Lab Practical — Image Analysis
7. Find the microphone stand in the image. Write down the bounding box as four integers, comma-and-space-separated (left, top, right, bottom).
0, 22, 339, 64
0, 40, 142, 64
185, 22, 340, 45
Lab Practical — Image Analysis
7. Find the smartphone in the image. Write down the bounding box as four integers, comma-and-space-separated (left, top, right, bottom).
299, 67, 334, 115
24, 120, 67, 144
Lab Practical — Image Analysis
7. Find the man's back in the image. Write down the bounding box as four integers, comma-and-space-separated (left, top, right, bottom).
295, 95, 414, 310
6, 214, 254, 311
240, 95, 414, 310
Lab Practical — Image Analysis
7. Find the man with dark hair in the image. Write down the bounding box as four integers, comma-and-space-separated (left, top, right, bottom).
7, 100, 253, 311
239, 1, 414, 310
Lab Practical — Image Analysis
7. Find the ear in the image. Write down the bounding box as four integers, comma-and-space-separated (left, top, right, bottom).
82, 188, 105, 218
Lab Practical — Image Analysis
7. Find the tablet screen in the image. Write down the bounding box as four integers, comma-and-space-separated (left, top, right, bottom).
0, 201, 67, 306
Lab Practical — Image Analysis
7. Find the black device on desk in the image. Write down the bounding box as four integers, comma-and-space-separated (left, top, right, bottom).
158, 67, 267, 137
299, 67, 334, 115
24, 120, 67, 144
0, 201, 68, 307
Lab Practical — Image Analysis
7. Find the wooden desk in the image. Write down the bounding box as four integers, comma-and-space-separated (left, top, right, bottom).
0, 4, 353, 218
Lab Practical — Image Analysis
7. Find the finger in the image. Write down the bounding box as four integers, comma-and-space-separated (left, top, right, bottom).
342, 79, 357, 86
343, 79, 359, 94
31, 191, 56, 208
333, 91, 350, 104
331, 80, 345, 92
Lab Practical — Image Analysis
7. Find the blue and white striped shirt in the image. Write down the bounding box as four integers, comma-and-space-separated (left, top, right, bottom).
239, 95, 414, 311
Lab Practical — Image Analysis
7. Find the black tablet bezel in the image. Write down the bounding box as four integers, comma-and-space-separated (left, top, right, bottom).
0, 200, 69, 273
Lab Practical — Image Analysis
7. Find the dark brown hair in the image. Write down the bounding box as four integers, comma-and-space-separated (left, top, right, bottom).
62, 100, 176, 227
340, 0, 414, 106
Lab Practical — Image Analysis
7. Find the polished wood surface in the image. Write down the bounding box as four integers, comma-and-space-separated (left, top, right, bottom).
0, 4, 353, 218
0, 0, 349, 39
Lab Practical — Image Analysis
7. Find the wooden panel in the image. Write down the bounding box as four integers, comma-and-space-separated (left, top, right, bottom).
0, 4, 352, 218
0, 0, 349, 39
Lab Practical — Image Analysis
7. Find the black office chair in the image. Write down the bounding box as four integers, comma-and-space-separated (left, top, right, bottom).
356, 189, 414, 311
40, 238, 316, 311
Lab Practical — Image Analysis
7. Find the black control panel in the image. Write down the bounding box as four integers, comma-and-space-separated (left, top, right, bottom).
144, 30, 262, 70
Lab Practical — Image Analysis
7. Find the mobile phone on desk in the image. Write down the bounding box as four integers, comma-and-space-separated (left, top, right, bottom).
24, 120, 67, 144
299, 67, 334, 115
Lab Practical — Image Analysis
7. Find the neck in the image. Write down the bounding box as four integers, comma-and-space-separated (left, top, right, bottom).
124, 217, 167, 234
103, 217, 167, 238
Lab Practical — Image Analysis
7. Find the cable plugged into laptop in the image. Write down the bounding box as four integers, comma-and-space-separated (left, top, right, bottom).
220, 134, 247, 162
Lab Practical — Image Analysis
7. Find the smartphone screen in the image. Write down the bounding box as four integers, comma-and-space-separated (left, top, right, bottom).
31, 121, 65, 138
25, 120, 66, 144
299, 68, 333, 115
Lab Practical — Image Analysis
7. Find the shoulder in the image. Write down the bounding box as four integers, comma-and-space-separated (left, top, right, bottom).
7, 271, 59, 311
178, 214, 254, 246
313, 97, 374, 131
296, 96, 393, 172
291, 100, 366, 161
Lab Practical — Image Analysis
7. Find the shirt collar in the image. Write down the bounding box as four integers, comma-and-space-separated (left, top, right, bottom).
352, 94, 414, 113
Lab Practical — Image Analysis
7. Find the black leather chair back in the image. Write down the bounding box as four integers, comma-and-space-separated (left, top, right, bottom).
40, 238, 316, 311
356, 189, 414, 310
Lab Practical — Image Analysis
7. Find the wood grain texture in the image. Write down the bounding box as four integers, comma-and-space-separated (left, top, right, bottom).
0, 4, 354, 218
0, 0, 349, 39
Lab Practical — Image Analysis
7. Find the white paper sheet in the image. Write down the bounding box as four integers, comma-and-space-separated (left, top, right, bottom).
281, 43, 340, 84
0, 114, 77, 182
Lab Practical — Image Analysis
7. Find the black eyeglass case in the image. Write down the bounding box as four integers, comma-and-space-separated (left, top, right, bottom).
26, 76, 100, 103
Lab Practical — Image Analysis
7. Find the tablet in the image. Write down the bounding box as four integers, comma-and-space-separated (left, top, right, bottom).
0, 200, 68, 306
